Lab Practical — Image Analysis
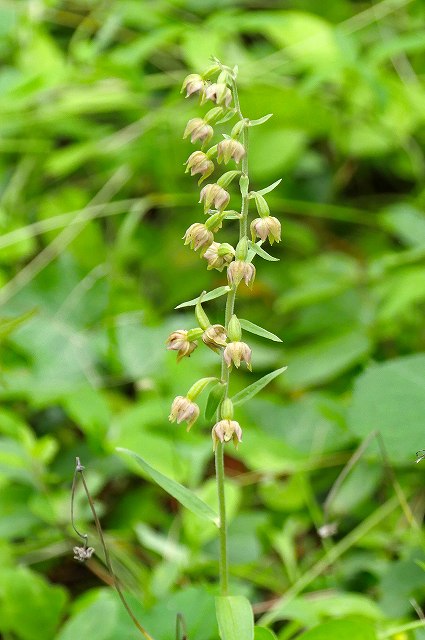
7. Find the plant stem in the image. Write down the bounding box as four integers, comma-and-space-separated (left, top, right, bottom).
214, 71, 250, 597
72, 458, 155, 640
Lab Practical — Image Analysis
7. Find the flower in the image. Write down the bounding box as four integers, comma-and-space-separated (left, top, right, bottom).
185, 151, 214, 183
183, 118, 213, 145
73, 546, 95, 562
166, 330, 198, 362
227, 260, 256, 288
183, 223, 214, 253
202, 324, 227, 350
203, 242, 235, 271
199, 183, 230, 212
212, 419, 242, 450
217, 139, 246, 164
223, 341, 252, 370
204, 83, 232, 107
181, 73, 204, 97
169, 396, 200, 430
250, 216, 281, 244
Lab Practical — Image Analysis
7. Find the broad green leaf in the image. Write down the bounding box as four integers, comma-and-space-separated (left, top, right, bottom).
117, 448, 219, 525
348, 354, 425, 462
0, 567, 67, 640
216, 595, 254, 640
205, 381, 226, 421
294, 618, 377, 640
248, 241, 279, 262
231, 366, 287, 406
254, 628, 278, 640
175, 286, 230, 309
256, 179, 282, 196
239, 318, 282, 342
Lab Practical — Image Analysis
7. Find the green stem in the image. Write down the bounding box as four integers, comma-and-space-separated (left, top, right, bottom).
214, 71, 250, 597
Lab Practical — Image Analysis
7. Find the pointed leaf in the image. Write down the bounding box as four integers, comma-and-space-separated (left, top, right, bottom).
216, 596, 254, 640
205, 381, 226, 421
216, 110, 237, 125
249, 114, 273, 127
217, 170, 241, 189
248, 241, 279, 262
175, 286, 230, 309
231, 366, 287, 406
117, 448, 219, 525
256, 179, 282, 196
239, 319, 282, 343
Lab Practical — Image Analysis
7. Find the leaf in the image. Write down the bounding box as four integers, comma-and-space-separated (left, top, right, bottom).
256, 179, 282, 196
175, 286, 230, 309
254, 628, 278, 640
216, 595, 254, 640
248, 241, 279, 262
231, 366, 287, 406
294, 618, 377, 640
117, 448, 219, 525
249, 114, 273, 127
239, 319, 282, 342
205, 381, 226, 421
216, 110, 237, 125
348, 354, 425, 462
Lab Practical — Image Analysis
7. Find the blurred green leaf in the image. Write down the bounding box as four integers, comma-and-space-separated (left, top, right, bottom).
216, 595, 254, 640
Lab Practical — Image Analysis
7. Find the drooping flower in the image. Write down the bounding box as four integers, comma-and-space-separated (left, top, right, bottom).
185, 151, 214, 183
212, 419, 242, 450
169, 396, 200, 431
223, 341, 252, 370
183, 118, 213, 145
204, 83, 232, 107
250, 216, 281, 244
166, 330, 198, 362
181, 73, 205, 98
183, 223, 214, 253
202, 324, 227, 350
227, 260, 256, 288
199, 183, 230, 212
203, 242, 235, 271
217, 139, 246, 164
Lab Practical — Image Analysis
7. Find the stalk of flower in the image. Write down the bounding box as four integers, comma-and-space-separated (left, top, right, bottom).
173, 60, 282, 599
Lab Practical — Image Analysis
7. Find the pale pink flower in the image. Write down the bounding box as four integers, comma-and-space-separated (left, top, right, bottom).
166, 330, 198, 362
250, 216, 281, 244
169, 396, 200, 431
212, 419, 242, 450
223, 341, 252, 370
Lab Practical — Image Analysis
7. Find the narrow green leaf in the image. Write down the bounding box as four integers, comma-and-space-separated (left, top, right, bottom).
0, 308, 37, 340
216, 596, 254, 640
117, 448, 219, 525
239, 319, 282, 343
205, 381, 226, 421
216, 110, 237, 125
231, 366, 287, 406
248, 241, 279, 262
175, 286, 230, 309
254, 628, 278, 640
256, 179, 282, 196
249, 114, 273, 126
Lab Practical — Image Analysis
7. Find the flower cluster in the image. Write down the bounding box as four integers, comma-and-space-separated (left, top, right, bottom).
165, 61, 282, 450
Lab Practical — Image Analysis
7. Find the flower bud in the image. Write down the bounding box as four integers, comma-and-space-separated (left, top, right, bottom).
212, 419, 242, 450
217, 139, 246, 164
199, 183, 230, 212
227, 260, 256, 288
204, 212, 224, 233
204, 82, 232, 107
181, 73, 205, 97
169, 395, 200, 431
223, 341, 252, 370
183, 223, 214, 253
203, 242, 235, 271
185, 151, 214, 184
235, 236, 248, 261
184, 118, 213, 145
227, 314, 242, 342
202, 324, 227, 350
166, 330, 198, 362
250, 216, 281, 244
221, 397, 234, 420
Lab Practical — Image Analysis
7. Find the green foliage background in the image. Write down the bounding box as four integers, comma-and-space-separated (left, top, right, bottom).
1, 0, 425, 638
